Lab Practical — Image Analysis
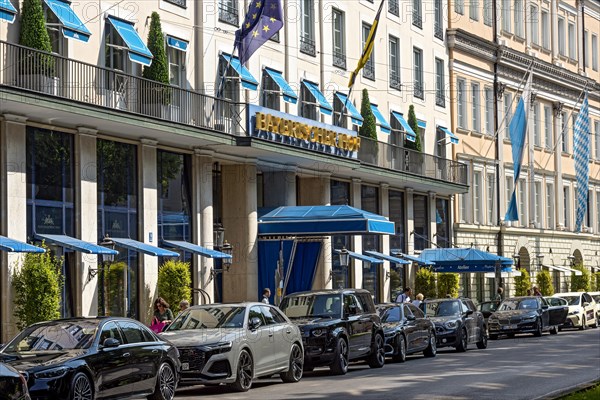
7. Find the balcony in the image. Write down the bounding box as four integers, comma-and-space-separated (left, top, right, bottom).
300, 36, 316, 57
434, 22, 444, 40
218, 4, 239, 26
333, 50, 346, 70
165, 0, 186, 8
389, 70, 401, 90
412, 12, 422, 29
389, 0, 400, 16
363, 62, 375, 81
357, 136, 468, 185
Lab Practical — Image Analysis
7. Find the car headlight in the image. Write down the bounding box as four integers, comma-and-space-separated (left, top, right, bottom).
201, 341, 233, 353
569, 310, 580, 315
34, 366, 69, 379
444, 321, 458, 329
522, 315, 537, 322
384, 331, 397, 338
312, 329, 325, 337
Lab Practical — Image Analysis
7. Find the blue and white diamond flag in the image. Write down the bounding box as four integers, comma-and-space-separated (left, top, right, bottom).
574, 93, 590, 233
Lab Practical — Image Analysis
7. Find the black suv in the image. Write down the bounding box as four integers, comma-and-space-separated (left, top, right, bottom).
280, 289, 385, 375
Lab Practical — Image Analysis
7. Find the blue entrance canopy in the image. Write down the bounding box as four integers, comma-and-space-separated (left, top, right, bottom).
163, 240, 232, 259
418, 247, 513, 273
166, 35, 189, 51
336, 249, 383, 264
391, 111, 417, 142
0, 235, 45, 253
44, 0, 91, 42
107, 16, 153, 66
302, 80, 333, 116
264, 67, 298, 104
335, 92, 363, 127
438, 125, 459, 145
391, 251, 435, 266
0, 0, 16, 23
111, 238, 179, 257
36, 234, 118, 255
258, 205, 395, 236
370, 104, 391, 134
221, 54, 259, 91
364, 250, 410, 265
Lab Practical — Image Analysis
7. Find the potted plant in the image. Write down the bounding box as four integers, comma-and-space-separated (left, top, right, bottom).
359, 88, 378, 164
437, 273, 460, 298
404, 105, 423, 174
535, 270, 554, 296
514, 268, 531, 296
415, 267, 437, 299
157, 259, 191, 316
142, 12, 171, 118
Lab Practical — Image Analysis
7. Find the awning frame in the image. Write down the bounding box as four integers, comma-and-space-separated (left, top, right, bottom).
110, 238, 179, 257
301, 80, 333, 116
106, 15, 154, 66
335, 249, 383, 265
44, 0, 91, 42
542, 264, 583, 276
370, 104, 391, 134
0, 235, 45, 253
390, 111, 417, 142
264, 67, 298, 104
220, 53, 259, 91
35, 234, 119, 255
364, 250, 410, 265
0, 0, 17, 24
162, 240, 232, 259
438, 125, 459, 145
334, 92, 363, 127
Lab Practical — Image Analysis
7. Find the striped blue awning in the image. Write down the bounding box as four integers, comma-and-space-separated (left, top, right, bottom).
264, 68, 298, 104
335, 249, 383, 264
36, 234, 118, 255
364, 250, 410, 265
107, 16, 153, 66
221, 53, 259, 91
0, 235, 45, 253
302, 80, 333, 116
391, 111, 417, 142
335, 92, 363, 127
370, 104, 391, 134
163, 240, 232, 259
111, 238, 179, 257
44, 0, 91, 42
0, 0, 16, 23
417, 120, 427, 129
166, 35, 188, 51
438, 125, 459, 144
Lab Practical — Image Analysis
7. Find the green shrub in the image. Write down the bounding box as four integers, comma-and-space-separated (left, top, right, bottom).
570, 264, 590, 292
12, 243, 62, 330
405, 105, 422, 151
514, 269, 531, 296
359, 88, 377, 140
157, 260, 191, 315
437, 273, 460, 298
105, 262, 127, 317
415, 267, 437, 299
593, 272, 600, 291
535, 270, 554, 296
19, 0, 54, 76
143, 12, 171, 104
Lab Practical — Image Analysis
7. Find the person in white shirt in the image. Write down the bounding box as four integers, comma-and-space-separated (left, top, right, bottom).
262, 288, 271, 304
395, 287, 412, 303
412, 293, 424, 307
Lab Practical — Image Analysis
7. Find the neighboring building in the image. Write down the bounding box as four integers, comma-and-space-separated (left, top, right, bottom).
0, 1, 466, 341
448, 0, 600, 300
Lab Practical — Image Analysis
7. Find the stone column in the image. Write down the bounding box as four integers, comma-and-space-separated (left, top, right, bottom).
553, 102, 564, 229
221, 162, 258, 302
380, 183, 390, 302
576, 0, 584, 74
405, 188, 415, 286
429, 191, 437, 245
75, 127, 98, 317
262, 165, 297, 207
0, 115, 28, 342
138, 139, 158, 324
351, 178, 362, 289
551, 0, 559, 63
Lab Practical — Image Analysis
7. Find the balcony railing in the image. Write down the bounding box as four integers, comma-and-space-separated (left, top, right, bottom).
165, 0, 186, 8
434, 22, 444, 40
300, 36, 316, 56
414, 82, 424, 99
363, 62, 375, 80
0, 41, 242, 135
389, 0, 400, 16
389, 70, 401, 90
412, 12, 422, 29
333, 50, 346, 69
436, 92, 446, 107
357, 136, 468, 185
218, 4, 239, 26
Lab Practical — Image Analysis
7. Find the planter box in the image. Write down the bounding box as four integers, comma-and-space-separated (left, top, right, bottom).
19, 74, 59, 95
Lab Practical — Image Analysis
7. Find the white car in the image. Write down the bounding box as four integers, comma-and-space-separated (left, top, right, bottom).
552, 292, 598, 330
589, 292, 600, 319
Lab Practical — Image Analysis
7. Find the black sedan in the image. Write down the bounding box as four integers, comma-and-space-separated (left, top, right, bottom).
0, 362, 30, 400
487, 297, 568, 339
377, 303, 436, 362
0, 317, 180, 400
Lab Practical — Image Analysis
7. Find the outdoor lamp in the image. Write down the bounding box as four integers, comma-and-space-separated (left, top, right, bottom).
339, 246, 350, 268
221, 240, 233, 271
536, 253, 544, 266
214, 223, 225, 249
567, 255, 575, 266
100, 235, 115, 263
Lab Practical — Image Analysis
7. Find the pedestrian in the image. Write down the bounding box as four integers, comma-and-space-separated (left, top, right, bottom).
262, 288, 271, 304
412, 293, 424, 307
179, 299, 190, 312
533, 286, 543, 297
395, 287, 412, 303
526, 289, 532, 296
495, 287, 504, 301
150, 297, 174, 333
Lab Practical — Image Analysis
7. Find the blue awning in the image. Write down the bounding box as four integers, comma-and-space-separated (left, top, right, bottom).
163, 240, 232, 259
391, 111, 417, 142
417, 120, 426, 129
0, 235, 45, 253
220, 54, 259, 91
370, 104, 391, 134
336, 249, 383, 264
364, 250, 410, 265
166, 35, 188, 51
0, 0, 16, 23
335, 92, 363, 127
44, 0, 91, 42
36, 234, 118, 255
438, 126, 459, 145
258, 205, 395, 236
264, 68, 298, 104
391, 251, 435, 266
111, 238, 179, 257
302, 80, 333, 116
107, 16, 153, 66
419, 248, 513, 273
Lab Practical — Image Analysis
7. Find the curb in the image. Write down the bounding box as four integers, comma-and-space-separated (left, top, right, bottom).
533, 379, 600, 400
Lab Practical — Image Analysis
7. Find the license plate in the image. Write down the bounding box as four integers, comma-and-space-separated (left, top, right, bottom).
502, 325, 517, 330
181, 362, 189, 371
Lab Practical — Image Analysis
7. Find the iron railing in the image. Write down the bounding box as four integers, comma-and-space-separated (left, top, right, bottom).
436, 92, 446, 107
389, 70, 401, 90
412, 12, 422, 29
434, 22, 444, 40
357, 136, 468, 185
414, 82, 424, 99
300, 36, 316, 56
389, 0, 400, 16
218, 3, 239, 26
0, 40, 243, 135
363, 62, 375, 80
165, 0, 186, 8
333, 50, 346, 69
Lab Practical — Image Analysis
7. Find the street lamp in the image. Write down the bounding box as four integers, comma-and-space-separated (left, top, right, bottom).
89, 234, 117, 316
536, 253, 544, 268
339, 246, 350, 269
220, 240, 233, 271
213, 223, 225, 249
567, 255, 575, 266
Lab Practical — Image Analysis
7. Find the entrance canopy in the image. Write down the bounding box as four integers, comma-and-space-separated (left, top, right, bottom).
111, 238, 179, 257
36, 234, 118, 255
258, 205, 395, 236
163, 240, 232, 259
417, 247, 514, 273
542, 264, 583, 276
0, 235, 45, 253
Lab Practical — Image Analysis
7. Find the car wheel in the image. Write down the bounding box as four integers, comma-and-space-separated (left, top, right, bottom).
476, 331, 488, 349
455, 328, 468, 352
302, 364, 314, 372
392, 334, 406, 363
230, 349, 253, 392
533, 319, 543, 337
580, 316, 587, 331
367, 333, 385, 368
329, 338, 349, 375
70, 372, 93, 400
149, 362, 176, 400
280, 343, 303, 383
549, 326, 558, 335
594, 314, 599, 329
489, 333, 498, 340
423, 332, 437, 357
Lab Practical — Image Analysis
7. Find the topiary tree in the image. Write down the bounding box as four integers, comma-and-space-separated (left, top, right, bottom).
105, 261, 127, 317
142, 12, 170, 104
12, 243, 63, 330
157, 259, 191, 315
593, 272, 600, 291
415, 267, 437, 299
535, 270, 554, 296
437, 273, 460, 298
405, 105, 422, 151
19, 0, 55, 76
359, 88, 377, 140
570, 264, 590, 292
514, 268, 531, 296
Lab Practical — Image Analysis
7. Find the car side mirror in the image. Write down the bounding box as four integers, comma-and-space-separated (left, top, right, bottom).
541, 304, 549, 310
465, 309, 474, 316
406, 314, 416, 321
347, 304, 358, 316
583, 302, 590, 307
102, 338, 120, 348
249, 317, 262, 330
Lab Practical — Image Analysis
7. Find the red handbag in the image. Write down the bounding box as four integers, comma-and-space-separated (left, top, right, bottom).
150, 317, 167, 333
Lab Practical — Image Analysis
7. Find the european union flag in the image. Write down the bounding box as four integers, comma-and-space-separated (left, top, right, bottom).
235, 0, 283, 65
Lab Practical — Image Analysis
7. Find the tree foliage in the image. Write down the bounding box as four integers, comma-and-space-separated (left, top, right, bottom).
19, 0, 54, 75
570, 264, 590, 292
12, 243, 62, 330
437, 273, 460, 298
593, 272, 600, 291
359, 89, 377, 140
535, 270, 554, 296
415, 267, 437, 299
105, 261, 127, 317
405, 105, 422, 151
514, 269, 531, 296
143, 12, 171, 104
157, 260, 191, 315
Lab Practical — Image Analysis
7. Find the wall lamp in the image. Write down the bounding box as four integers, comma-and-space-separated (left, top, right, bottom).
87, 235, 116, 282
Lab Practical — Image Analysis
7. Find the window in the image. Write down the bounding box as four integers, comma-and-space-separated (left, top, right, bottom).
470, 0, 479, 21
584, 30, 589, 67
434, 0, 443, 39
436, 198, 450, 247
435, 58, 444, 107
592, 34, 598, 71
389, 0, 399, 16
105, 22, 128, 91
457, 78, 467, 128
455, 0, 464, 15
474, 171, 482, 223
571, 113, 578, 151
561, 111, 569, 152
483, 0, 492, 26
541, 10, 550, 49
502, 0, 511, 32
165, 0, 185, 8
546, 182, 554, 229
564, 186, 570, 229
487, 172, 495, 225
262, 70, 280, 111
99, 322, 123, 345
362, 23, 375, 80
460, 192, 468, 223
595, 121, 600, 160
413, 47, 423, 99
471, 83, 480, 132
389, 36, 401, 90
503, 93, 513, 139
530, 5, 539, 45
568, 22, 576, 60
587, 190, 592, 229
518, 179, 526, 226
167, 45, 185, 89
332, 9, 345, 69
533, 102, 540, 146
300, 0, 315, 56
43, 5, 65, 57
485, 87, 494, 135
300, 82, 318, 121
597, 191, 600, 233
413, 0, 422, 28
218, 0, 238, 26
558, 17, 566, 56
218, 57, 239, 103
544, 105, 552, 150
505, 175, 514, 219
534, 181, 542, 226
333, 95, 348, 129
413, 194, 429, 250
118, 322, 146, 344
514, 0, 524, 37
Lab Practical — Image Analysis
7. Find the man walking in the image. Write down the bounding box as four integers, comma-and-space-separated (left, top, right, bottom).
395, 287, 412, 303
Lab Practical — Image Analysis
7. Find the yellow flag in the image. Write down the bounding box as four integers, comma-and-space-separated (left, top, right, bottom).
348, 0, 385, 87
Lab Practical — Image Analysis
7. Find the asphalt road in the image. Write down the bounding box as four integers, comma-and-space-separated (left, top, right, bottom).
174, 328, 600, 400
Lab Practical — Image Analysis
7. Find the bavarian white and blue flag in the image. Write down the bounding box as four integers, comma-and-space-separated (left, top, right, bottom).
574, 93, 590, 232
504, 73, 532, 222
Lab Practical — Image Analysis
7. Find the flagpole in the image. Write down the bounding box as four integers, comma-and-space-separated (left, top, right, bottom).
208, 43, 237, 125
336, 84, 354, 127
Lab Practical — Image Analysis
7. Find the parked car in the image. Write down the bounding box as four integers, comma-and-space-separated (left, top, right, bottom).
279, 289, 385, 375
420, 298, 487, 352
477, 300, 501, 330
376, 303, 436, 362
589, 292, 600, 320
161, 303, 304, 392
487, 296, 568, 339
0, 317, 179, 400
0, 362, 30, 400
545, 296, 568, 307
553, 292, 598, 330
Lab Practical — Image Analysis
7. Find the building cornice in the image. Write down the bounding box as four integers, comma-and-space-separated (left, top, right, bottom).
447, 29, 497, 63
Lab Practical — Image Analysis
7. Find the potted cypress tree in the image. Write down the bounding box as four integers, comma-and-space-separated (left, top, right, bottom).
19, 0, 56, 94
404, 104, 423, 174
359, 88, 378, 164
142, 12, 171, 118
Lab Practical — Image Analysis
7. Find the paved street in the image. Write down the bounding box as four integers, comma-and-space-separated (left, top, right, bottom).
174, 329, 600, 400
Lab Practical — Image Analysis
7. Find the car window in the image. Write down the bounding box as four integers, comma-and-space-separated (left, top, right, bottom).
117, 321, 146, 344
479, 302, 499, 312
561, 296, 580, 306
269, 307, 288, 324
141, 326, 156, 342
460, 301, 470, 313
280, 294, 340, 318
260, 306, 278, 325
344, 294, 363, 314
99, 322, 123, 346
583, 293, 592, 303
357, 293, 374, 313
407, 303, 424, 318
248, 306, 267, 326
379, 306, 402, 323
403, 304, 414, 318
518, 299, 539, 310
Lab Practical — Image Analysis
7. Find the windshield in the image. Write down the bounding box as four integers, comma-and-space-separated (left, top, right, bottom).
546, 297, 566, 306
280, 294, 342, 318
561, 296, 580, 306
3, 321, 98, 352
498, 298, 538, 311
592, 295, 600, 303
166, 307, 246, 330
424, 301, 461, 317
379, 306, 401, 323
479, 302, 499, 312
